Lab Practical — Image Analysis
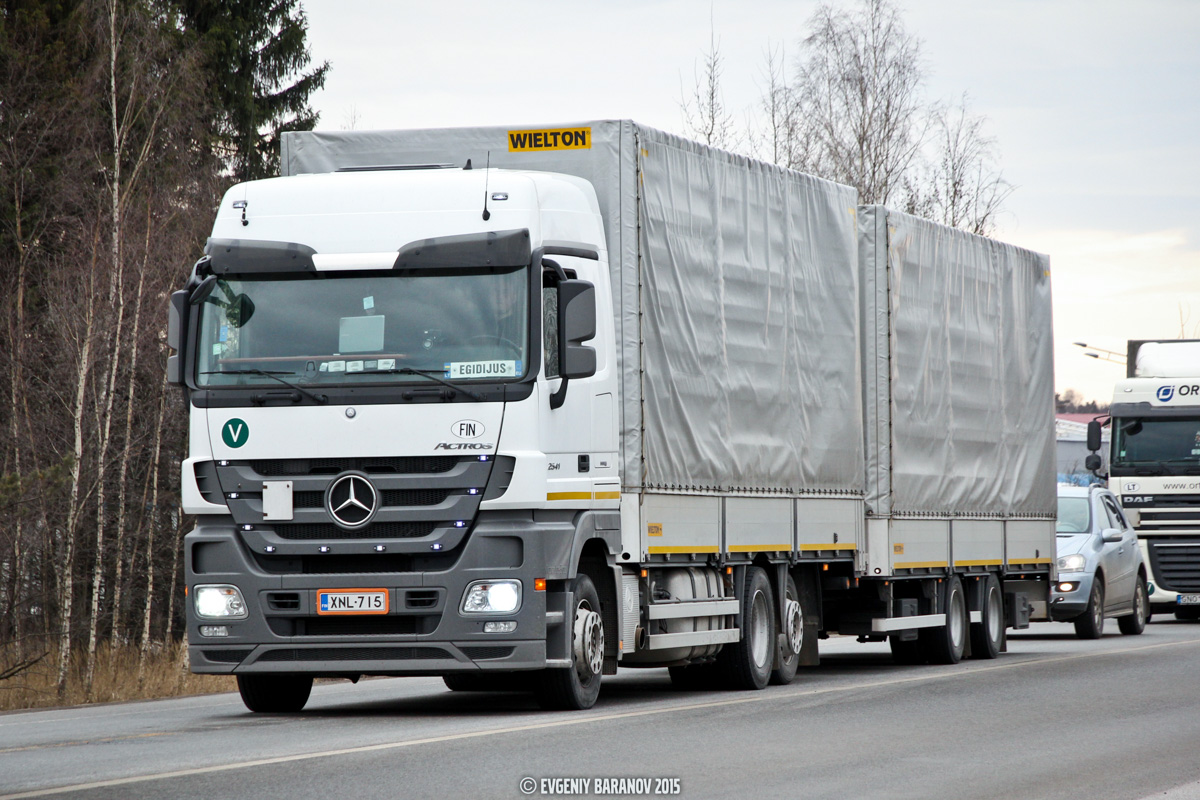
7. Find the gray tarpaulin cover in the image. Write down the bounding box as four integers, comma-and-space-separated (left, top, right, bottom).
282, 122, 864, 494
859, 206, 1055, 517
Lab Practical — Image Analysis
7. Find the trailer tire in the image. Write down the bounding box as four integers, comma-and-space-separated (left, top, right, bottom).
716, 566, 775, 690
770, 575, 801, 685
922, 576, 967, 664
969, 574, 1004, 659
535, 573, 604, 710
1075, 580, 1105, 639
1118, 577, 1149, 635
236, 674, 312, 713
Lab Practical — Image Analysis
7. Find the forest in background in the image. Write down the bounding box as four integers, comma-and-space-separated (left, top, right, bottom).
0, 0, 326, 705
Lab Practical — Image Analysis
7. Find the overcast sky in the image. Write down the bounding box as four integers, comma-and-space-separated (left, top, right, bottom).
302, 0, 1200, 403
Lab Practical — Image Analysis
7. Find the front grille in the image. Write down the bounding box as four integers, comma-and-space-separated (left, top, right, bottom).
293, 489, 453, 508
301, 617, 421, 636
251, 457, 459, 476
1148, 540, 1200, 592
256, 647, 452, 662
460, 646, 516, 660
271, 522, 438, 540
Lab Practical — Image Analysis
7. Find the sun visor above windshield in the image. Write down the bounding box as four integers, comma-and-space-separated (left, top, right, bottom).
205, 238, 317, 274
394, 228, 531, 270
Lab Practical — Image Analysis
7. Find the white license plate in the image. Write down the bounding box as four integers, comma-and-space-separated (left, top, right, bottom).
317, 589, 389, 615
1177, 594, 1200, 606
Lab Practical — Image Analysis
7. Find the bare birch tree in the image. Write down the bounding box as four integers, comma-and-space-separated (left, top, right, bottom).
680, 22, 737, 150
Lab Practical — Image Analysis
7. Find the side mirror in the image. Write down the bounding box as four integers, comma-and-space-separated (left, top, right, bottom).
1101, 527, 1123, 543
558, 279, 596, 379
1086, 420, 1102, 452
1085, 454, 1102, 472
168, 290, 189, 386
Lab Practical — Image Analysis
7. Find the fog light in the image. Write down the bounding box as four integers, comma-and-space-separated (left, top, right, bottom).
1057, 582, 1078, 593
484, 621, 517, 633
194, 585, 248, 619
199, 625, 229, 637
461, 580, 522, 614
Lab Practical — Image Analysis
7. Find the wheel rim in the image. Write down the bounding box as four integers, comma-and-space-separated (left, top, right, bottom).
1136, 583, 1147, 622
573, 600, 604, 680
785, 597, 803, 654
1092, 585, 1104, 630
750, 589, 771, 669
985, 585, 1002, 643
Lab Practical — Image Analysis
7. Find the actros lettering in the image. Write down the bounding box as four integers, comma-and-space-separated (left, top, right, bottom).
434, 442, 495, 450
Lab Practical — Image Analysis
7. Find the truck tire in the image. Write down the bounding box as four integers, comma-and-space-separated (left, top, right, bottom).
922, 576, 967, 664
1117, 577, 1149, 635
1074, 580, 1105, 639
770, 575, 801, 685
535, 573, 604, 710
716, 566, 775, 690
969, 574, 1004, 659
236, 674, 312, 713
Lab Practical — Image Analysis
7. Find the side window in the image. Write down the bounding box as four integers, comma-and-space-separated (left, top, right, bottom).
1102, 496, 1129, 530
543, 283, 559, 379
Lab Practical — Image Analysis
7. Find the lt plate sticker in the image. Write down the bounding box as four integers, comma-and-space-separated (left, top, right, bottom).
444, 360, 521, 379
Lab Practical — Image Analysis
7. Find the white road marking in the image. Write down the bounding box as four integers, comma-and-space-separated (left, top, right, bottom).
2, 637, 1197, 799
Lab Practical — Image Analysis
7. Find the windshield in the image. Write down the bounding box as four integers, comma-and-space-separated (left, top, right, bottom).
1056, 496, 1091, 533
1111, 417, 1200, 466
196, 267, 529, 388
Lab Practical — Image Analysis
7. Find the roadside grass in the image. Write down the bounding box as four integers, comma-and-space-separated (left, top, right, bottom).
0, 641, 235, 712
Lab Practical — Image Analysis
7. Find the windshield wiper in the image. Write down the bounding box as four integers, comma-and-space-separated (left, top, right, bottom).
202, 368, 328, 405
355, 367, 484, 401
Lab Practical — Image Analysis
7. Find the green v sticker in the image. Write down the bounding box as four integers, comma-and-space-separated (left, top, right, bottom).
222, 418, 249, 448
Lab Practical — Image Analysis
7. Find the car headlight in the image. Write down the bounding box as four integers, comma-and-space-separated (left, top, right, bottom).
1057, 554, 1087, 573
461, 580, 522, 614
194, 584, 248, 619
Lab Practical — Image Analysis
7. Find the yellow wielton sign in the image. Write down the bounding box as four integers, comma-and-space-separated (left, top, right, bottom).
507, 127, 591, 152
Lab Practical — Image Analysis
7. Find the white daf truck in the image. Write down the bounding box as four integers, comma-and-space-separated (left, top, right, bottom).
1089, 340, 1200, 618
168, 121, 1056, 712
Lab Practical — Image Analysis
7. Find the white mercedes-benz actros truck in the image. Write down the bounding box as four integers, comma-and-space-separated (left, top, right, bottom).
168, 122, 1056, 712
1090, 340, 1200, 618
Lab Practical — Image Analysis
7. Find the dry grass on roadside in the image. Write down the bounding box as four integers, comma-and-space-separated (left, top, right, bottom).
0, 641, 235, 712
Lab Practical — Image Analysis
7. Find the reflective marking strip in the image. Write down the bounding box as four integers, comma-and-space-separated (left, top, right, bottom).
647, 546, 720, 554
798, 543, 857, 551
727, 544, 790, 553
1009, 558, 1053, 565
595, 491, 620, 500
546, 492, 592, 501
955, 559, 1004, 567
894, 560, 950, 569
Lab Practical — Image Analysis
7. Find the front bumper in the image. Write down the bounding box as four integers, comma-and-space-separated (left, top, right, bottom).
1049, 571, 1094, 621
186, 512, 569, 676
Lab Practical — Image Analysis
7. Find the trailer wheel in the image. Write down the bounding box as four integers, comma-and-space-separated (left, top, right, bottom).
236, 674, 312, 713
535, 573, 604, 710
716, 566, 775, 690
1074, 580, 1105, 639
1117, 577, 1148, 635
770, 575, 801, 685
922, 576, 967, 664
969, 574, 1004, 659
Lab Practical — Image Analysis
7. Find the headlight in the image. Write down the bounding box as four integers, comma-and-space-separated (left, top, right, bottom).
194, 584, 248, 619
1057, 554, 1087, 573
461, 580, 522, 614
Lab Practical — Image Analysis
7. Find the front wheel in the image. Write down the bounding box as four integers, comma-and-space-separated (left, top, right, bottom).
1118, 577, 1149, 635
237, 674, 313, 713
1075, 580, 1105, 639
535, 574, 604, 710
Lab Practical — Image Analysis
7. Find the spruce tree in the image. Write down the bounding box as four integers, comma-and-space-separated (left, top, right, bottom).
178, 0, 329, 180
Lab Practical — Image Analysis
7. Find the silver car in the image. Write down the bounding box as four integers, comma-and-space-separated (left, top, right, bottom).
1051, 484, 1149, 638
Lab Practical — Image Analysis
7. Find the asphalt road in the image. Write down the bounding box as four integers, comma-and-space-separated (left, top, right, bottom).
5, 619, 1200, 800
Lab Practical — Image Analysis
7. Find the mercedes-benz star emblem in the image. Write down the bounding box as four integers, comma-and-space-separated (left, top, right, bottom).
326, 474, 378, 529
